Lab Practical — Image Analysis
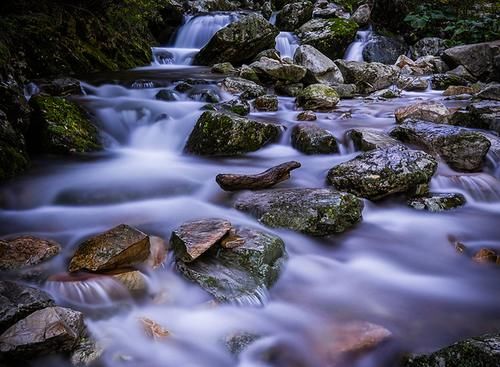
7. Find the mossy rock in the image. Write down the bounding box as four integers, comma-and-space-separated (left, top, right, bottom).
298, 18, 358, 60
0, 110, 29, 181
29, 96, 101, 154
296, 84, 339, 111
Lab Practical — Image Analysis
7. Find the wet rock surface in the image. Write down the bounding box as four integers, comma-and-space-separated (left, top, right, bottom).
291, 123, 339, 154
276, 1, 313, 31
293, 45, 344, 85
390, 121, 491, 172
221, 77, 266, 100
349, 128, 400, 151
335, 60, 399, 94
296, 84, 339, 110
250, 57, 307, 83
185, 111, 282, 156
235, 188, 363, 236
394, 101, 451, 124
68, 224, 151, 273
407, 193, 466, 212
327, 146, 437, 200
0, 236, 61, 271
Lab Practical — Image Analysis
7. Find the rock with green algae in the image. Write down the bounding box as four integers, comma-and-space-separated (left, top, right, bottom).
28, 96, 101, 154
276, 1, 313, 31
407, 193, 466, 212
297, 18, 358, 60
403, 333, 500, 367
234, 188, 363, 236
185, 111, 282, 156
212, 98, 251, 116
254, 95, 279, 112
174, 223, 286, 303
0, 110, 30, 181
327, 145, 437, 200
296, 84, 339, 111
291, 123, 339, 154
335, 60, 399, 94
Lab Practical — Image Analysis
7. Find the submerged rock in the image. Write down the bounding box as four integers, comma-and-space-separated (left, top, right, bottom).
335, 60, 399, 94
407, 193, 466, 212
155, 89, 178, 101
194, 14, 279, 65
0, 236, 61, 271
404, 333, 500, 367
0, 306, 84, 359
235, 188, 363, 236
68, 224, 151, 273
216, 161, 301, 191
472, 248, 499, 264
293, 45, 344, 85
390, 121, 491, 172
297, 18, 358, 60
0, 281, 55, 334
291, 123, 339, 154
394, 101, 451, 124
349, 128, 400, 151
171, 219, 232, 262
185, 111, 282, 156
296, 84, 339, 111
175, 224, 286, 302
327, 146, 437, 200
28, 96, 101, 154
276, 1, 313, 31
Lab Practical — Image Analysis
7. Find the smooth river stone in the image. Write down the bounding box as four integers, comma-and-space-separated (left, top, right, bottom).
68, 224, 150, 273
0, 236, 61, 271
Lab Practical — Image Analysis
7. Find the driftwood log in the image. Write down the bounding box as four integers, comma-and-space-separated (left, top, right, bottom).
216, 161, 301, 191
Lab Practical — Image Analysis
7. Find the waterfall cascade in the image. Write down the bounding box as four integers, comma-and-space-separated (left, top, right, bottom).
343, 26, 373, 61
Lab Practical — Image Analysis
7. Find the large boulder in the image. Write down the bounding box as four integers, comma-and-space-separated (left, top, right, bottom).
394, 101, 451, 124
221, 77, 266, 100
28, 96, 101, 154
449, 101, 500, 134
185, 111, 282, 156
0, 306, 84, 360
291, 123, 339, 154
296, 84, 339, 111
335, 60, 399, 94
293, 45, 344, 85
390, 121, 491, 172
234, 188, 363, 236
194, 14, 279, 65
362, 35, 408, 65
68, 224, 151, 273
431, 73, 469, 90
297, 18, 358, 60
442, 41, 500, 82
276, 1, 313, 31
349, 128, 400, 151
410, 37, 447, 59
174, 223, 286, 302
254, 95, 279, 112
351, 4, 371, 26
250, 57, 307, 83
0, 236, 61, 271
327, 146, 437, 200
0, 281, 54, 334
404, 333, 500, 367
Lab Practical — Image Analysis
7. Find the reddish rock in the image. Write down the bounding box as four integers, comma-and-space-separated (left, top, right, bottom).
0, 236, 61, 271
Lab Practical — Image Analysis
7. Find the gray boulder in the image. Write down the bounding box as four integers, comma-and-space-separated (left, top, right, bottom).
390, 121, 491, 172
185, 111, 282, 156
410, 38, 447, 59
221, 77, 266, 100
349, 128, 400, 151
351, 4, 371, 26
296, 84, 339, 110
276, 1, 313, 31
394, 101, 451, 124
293, 45, 344, 85
327, 146, 437, 200
250, 57, 307, 83
235, 188, 363, 236
194, 14, 279, 65
335, 60, 399, 94
362, 35, 408, 65
291, 123, 339, 154
407, 193, 466, 212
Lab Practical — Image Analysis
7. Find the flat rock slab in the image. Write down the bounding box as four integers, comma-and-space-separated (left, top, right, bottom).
349, 128, 400, 151
0, 236, 61, 271
171, 219, 232, 262
327, 146, 437, 200
407, 193, 466, 212
216, 161, 301, 191
68, 224, 151, 273
176, 226, 286, 303
390, 121, 491, 172
235, 188, 363, 236
0, 281, 54, 334
0, 306, 84, 359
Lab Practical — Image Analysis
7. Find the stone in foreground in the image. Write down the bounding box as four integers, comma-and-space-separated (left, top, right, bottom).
390, 121, 491, 172
327, 146, 437, 200
0, 236, 61, 271
216, 161, 301, 191
235, 188, 363, 236
394, 101, 450, 124
291, 123, 339, 154
171, 219, 232, 262
176, 225, 286, 302
296, 84, 339, 111
0, 306, 84, 359
68, 224, 151, 273
407, 193, 466, 212
185, 111, 282, 156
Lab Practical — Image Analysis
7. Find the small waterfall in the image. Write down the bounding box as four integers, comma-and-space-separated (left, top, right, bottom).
269, 11, 278, 25
276, 32, 300, 59
344, 26, 373, 61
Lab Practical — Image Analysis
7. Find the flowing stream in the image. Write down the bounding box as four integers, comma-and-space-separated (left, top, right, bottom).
1, 12, 500, 367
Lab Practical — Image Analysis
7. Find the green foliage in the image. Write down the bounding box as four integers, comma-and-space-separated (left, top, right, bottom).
404, 1, 499, 45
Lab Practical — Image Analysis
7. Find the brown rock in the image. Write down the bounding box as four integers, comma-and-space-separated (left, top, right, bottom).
395, 101, 451, 124
0, 306, 84, 359
138, 317, 170, 340
473, 248, 498, 264
443, 85, 478, 96
297, 110, 317, 121
0, 236, 61, 271
68, 224, 151, 273
220, 229, 246, 249
170, 219, 232, 262
111, 270, 148, 295
216, 161, 301, 191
